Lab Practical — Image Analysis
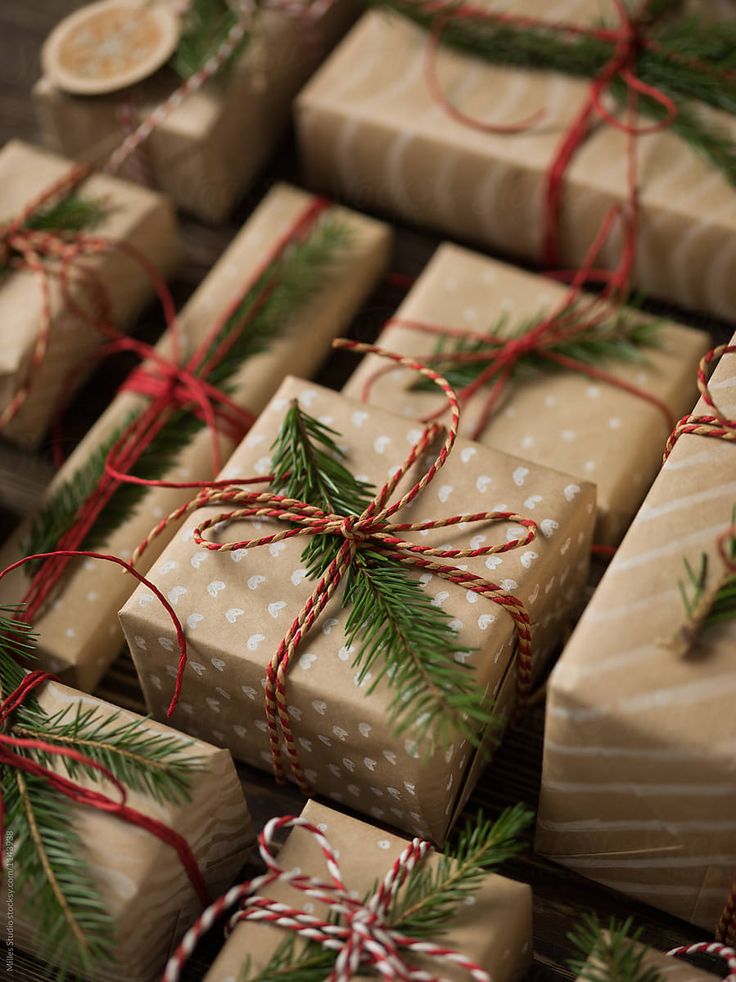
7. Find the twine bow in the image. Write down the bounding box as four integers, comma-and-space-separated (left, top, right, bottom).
167, 341, 536, 794
0, 664, 209, 910
164, 815, 492, 982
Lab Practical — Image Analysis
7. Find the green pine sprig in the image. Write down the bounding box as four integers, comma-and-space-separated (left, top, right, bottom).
0, 605, 201, 978
365, 0, 736, 186
678, 505, 736, 628
270, 401, 498, 750
413, 305, 662, 395
1, 195, 106, 274
170, 0, 252, 79
568, 914, 665, 982
240, 805, 533, 982
23, 215, 349, 560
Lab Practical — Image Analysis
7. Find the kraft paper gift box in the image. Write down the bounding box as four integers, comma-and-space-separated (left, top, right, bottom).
296, 2, 736, 320
34, 1, 357, 222
0, 184, 390, 693
5, 679, 253, 982
120, 375, 596, 843
577, 943, 719, 982
536, 337, 736, 933
343, 243, 710, 545
204, 800, 533, 981
0, 139, 178, 448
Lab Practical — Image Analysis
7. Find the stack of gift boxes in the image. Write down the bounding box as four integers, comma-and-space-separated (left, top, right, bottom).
0, 0, 734, 979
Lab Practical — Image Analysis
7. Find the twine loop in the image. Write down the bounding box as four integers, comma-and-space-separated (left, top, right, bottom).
664, 344, 736, 461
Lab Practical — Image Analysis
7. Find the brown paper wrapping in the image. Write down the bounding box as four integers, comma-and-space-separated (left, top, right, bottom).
205, 799, 532, 981
296, 2, 736, 320
120, 375, 595, 842
0, 139, 178, 448
34, 2, 357, 222
578, 942, 716, 982
342, 243, 711, 545
0, 184, 390, 692
4, 679, 252, 982
536, 335, 736, 932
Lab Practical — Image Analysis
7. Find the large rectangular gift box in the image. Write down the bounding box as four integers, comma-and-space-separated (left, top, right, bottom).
0, 184, 390, 692
0, 139, 178, 448
204, 799, 533, 981
5, 679, 253, 982
121, 375, 595, 842
296, 1, 736, 319
536, 338, 736, 934
35, 0, 358, 222
343, 243, 710, 545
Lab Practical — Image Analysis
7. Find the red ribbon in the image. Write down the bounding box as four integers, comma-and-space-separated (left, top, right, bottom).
0, 666, 209, 915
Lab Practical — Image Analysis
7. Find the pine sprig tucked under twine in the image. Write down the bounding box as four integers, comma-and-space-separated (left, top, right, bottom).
1, 195, 106, 274
679, 505, 736, 629
367, 0, 736, 186
413, 304, 661, 395
0, 605, 202, 979
170, 0, 252, 79
242, 804, 533, 981
568, 914, 664, 982
270, 402, 497, 751
22, 216, 349, 561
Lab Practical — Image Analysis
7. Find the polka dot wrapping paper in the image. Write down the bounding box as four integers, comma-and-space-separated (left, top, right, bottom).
121, 375, 596, 843
536, 331, 736, 934
343, 243, 711, 545
296, 3, 736, 321
0, 186, 390, 693
0, 139, 178, 448
204, 800, 533, 982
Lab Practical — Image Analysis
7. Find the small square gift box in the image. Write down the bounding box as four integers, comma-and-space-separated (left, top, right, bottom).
0, 184, 390, 693
120, 362, 596, 843
0, 624, 253, 982
296, 1, 736, 319
164, 799, 534, 982
0, 139, 178, 448
343, 243, 710, 545
536, 338, 736, 939
34, 0, 358, 222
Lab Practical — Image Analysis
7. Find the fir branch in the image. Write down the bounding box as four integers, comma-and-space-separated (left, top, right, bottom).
568, 914, 664, 982
24, 195, 106, 235
678, 506, 736, 628
271, 402, 497, 750
170, 0, 252, 78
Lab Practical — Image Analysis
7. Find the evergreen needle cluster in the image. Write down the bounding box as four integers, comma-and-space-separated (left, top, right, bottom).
1, 195, 106, 273
679, 506, 736, 628
0, 606, 201, 980
270, 402, 498, 750
24, 216, 349, 560
413, 306, 661, 395
170, 0, 253, 78
366, 0, 736, 185
568, 914, 665, 982
241, 805, 533, 981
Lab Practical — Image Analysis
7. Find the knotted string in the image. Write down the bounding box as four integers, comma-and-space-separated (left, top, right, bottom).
17, 195, 330, 628
164, 815, 492, 982
0, 665, 209, 909
361, 202, 674, 441
148, 341, 537, 793
667, 942, 736, 980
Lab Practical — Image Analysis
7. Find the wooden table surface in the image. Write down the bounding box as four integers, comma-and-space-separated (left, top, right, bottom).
0, 3, 731, 980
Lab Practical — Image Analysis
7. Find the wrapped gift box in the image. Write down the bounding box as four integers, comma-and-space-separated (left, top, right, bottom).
343, 243, 710, 544
0, 184, 390, 691
4, 678, 252, 982
577, 945, 720, 982
296, 2, 736, 319
34, 1, 358, 222
0, 139, 178, 448
536, 338, 736, 934
120, 375, 595, 842
204, 799, 533, 981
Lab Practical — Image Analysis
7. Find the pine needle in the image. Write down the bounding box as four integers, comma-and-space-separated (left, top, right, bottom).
568, 914, 665, 982
170, 0, 252, 78
678, 506, 736, 628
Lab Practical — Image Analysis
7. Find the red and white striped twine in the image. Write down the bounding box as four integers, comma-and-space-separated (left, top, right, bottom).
667, 941, 736, 981
163, 815, 493, 982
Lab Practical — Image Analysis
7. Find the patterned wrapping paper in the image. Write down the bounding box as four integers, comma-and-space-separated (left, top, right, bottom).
120, 375, 596, 843
34, 1, 358, 222
296, 1, 736, 320
536, 338, 736, 932
204, 800, 533, 982
0, 184, 391, 693
342, 243, 711, 545
0, 139, 178, 448
3, 680, 253, 982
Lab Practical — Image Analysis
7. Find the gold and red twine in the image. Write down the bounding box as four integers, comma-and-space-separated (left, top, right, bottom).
151, 342, 537, 794
164, 814, 494, 982
664, 344, 736, 461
